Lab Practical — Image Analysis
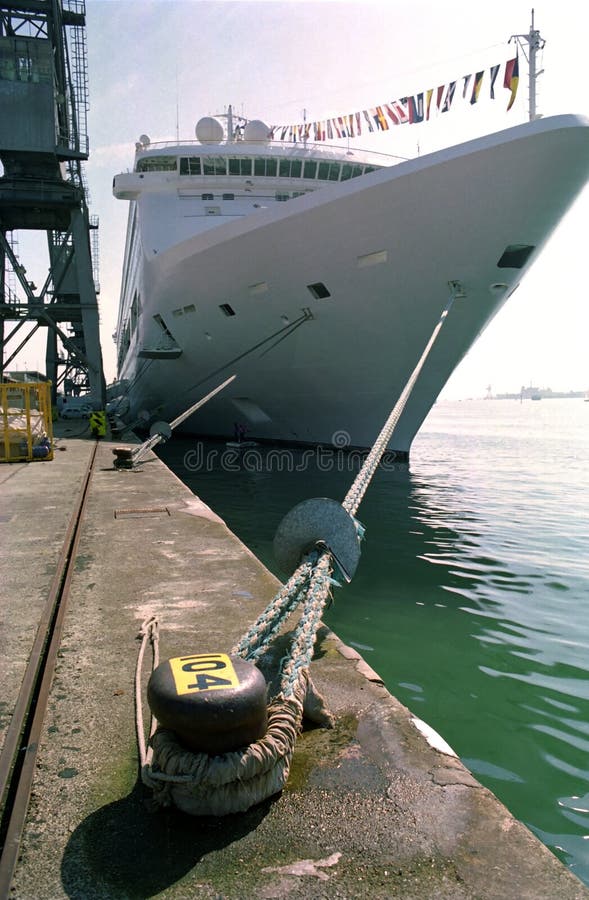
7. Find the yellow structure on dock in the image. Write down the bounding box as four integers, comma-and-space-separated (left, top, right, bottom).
0, 381, 53, 462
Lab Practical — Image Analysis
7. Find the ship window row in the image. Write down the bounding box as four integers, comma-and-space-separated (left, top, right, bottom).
130, 290, 141, 333
182, 189, 311, 203
137, 156, 179, 172
118, 321, 131, 369
194, 191, 307, 202
138, 155, 379, 181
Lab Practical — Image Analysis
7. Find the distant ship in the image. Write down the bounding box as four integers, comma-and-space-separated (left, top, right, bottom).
111, 112, 589, 456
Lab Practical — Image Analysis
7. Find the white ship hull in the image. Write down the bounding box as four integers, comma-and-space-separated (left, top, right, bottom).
115, 115, 589, 456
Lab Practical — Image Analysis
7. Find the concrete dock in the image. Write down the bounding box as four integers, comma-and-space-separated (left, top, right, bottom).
1, 424, 588, 899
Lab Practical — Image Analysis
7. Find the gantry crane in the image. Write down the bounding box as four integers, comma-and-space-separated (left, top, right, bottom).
0, 0, 105, 405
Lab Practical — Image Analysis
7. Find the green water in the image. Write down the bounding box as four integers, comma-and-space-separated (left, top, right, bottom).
158, 398, 589, 884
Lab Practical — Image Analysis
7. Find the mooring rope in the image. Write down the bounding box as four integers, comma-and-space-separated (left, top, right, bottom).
139, 288, 459, 814
342, 291, 456, 519
232, 559, 316, 662
233, 288, 459, 698
135, 617, 159, 770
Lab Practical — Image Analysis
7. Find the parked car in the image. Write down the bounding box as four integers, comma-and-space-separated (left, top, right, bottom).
61, 403, 93, 419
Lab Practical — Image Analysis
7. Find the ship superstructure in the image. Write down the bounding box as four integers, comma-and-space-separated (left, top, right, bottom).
112, 111, 589, 455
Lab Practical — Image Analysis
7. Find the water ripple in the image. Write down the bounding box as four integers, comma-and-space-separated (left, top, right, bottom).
158, 399, 589, 886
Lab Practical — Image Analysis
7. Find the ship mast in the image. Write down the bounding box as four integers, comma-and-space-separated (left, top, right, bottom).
227, 104, 234, 143
217, 105, 248, 142
509, 9, 545, 121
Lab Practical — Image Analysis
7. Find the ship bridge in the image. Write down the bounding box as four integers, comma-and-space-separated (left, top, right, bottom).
113, 110, 402, 202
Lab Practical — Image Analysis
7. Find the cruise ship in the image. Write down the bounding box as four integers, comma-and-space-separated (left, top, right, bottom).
112, 111, 589, 457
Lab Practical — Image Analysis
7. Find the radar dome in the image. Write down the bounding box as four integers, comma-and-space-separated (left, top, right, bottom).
243, 120, 271, 143
139, 134, 150, 147
195, 117, 224, 143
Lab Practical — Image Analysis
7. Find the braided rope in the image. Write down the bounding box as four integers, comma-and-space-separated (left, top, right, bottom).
233, 287, 458, 705
140, 290, 457, 814
139, 656, 333, 815
145, 693, 303, 815
135, 617, 159, 769
343, 291, 456, 518
280, 552, 333, 697
231, 559, 314, 661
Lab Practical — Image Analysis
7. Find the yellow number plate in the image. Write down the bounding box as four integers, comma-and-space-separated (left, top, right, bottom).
169, 653, 239, 695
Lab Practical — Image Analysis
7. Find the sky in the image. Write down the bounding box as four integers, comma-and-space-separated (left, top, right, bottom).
6, 0, 589, 398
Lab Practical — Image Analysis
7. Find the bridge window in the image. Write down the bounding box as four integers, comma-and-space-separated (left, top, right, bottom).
202, 156, 227, 175
278, 159, 303, 178
180, 157, 202, 175
228, 157, 252, 176
317, 161, 341, 181
341, 163, 364, 181
136, 156, 177, 172
252, 157, 278, 177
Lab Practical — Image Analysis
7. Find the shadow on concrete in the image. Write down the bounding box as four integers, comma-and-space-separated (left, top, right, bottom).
60, 781, 275, 899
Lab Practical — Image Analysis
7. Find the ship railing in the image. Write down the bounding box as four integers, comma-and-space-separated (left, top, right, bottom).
133, 139, 408, 167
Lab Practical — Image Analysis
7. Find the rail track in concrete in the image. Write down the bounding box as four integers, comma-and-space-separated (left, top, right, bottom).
0, 442, 99, 895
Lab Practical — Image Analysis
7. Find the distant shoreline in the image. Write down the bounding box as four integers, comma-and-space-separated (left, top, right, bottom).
492, 390, 586, 400
440, 391, 587, 402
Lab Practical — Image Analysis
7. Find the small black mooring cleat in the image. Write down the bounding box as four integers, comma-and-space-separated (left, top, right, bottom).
112, 446, 134, 460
